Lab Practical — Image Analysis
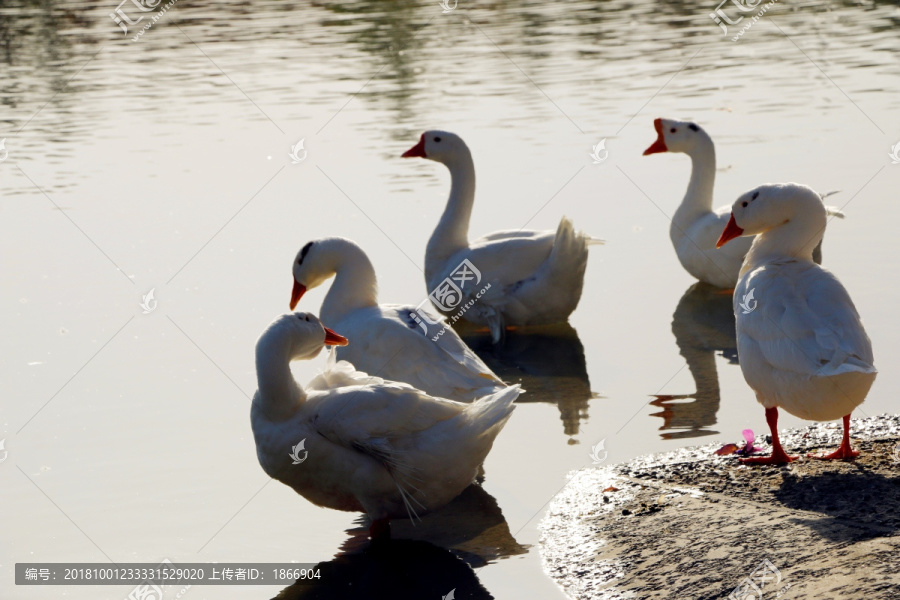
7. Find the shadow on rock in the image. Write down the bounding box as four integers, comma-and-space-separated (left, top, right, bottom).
773, 466, 900, 542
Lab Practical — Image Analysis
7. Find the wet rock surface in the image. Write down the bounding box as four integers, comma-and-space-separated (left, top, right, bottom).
540, 415, 900, 600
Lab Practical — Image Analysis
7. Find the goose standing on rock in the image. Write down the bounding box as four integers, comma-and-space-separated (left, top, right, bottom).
644, 118, 840, 288
717, 183, 876, 464
251, 312, 521, 539
290, 237, 507, 402
402, 130, 602, 343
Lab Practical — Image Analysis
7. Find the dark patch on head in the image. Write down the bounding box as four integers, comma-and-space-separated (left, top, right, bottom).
751, 191, 759, 201
297, 241, 314, 266
688, 123, 699, 132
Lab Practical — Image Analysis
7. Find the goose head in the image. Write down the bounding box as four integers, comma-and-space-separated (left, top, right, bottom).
263, 312, 349, 362
717, 183, 827, 248
402, 130, 470, 164
291, 240, 335, 310
643, 118, 711, 156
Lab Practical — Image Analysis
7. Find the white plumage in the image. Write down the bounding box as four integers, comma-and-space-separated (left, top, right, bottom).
403, 130, 602, 342
290, 237, 506, 402
251, 313, 520, 538
717, 183, 876, 463
645, 118, 840, 288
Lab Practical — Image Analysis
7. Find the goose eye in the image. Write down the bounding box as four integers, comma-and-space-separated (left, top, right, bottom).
670, 128, 677, 133
434, 136, 442, 142
751, 192, 759, 200
742, 201, 749, 207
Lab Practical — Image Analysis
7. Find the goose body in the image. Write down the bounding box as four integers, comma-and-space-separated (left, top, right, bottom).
717, 183, 876, 464
290, 237, 505, 402
251, 313, 520, 536
644, 118, 836, 288
403, 131, 601, 342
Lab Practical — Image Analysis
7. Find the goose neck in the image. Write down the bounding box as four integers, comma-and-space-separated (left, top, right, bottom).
426, 154, 476, 275
320, 240, 379, 323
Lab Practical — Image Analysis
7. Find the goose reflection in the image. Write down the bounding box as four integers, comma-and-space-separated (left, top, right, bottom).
459, 323, 596, 440
275, 485, 524, 599
650, 283, 738, 440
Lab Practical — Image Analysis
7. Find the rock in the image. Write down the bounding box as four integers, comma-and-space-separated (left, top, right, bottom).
540, 415, 900, 600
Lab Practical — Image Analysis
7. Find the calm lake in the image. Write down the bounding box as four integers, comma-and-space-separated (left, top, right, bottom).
2, 0, 898, 598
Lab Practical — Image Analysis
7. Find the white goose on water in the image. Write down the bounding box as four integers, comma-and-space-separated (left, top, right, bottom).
251, 312, 521, 539
402, 131, 602, 343
290, 237, 506, 402
644, 118, 842, 288
717, 183, 876, 464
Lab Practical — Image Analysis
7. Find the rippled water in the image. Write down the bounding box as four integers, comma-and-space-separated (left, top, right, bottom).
2, 0, 899, 598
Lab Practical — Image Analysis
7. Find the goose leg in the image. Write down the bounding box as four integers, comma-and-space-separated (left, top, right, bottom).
741, 407, 798, 465
807, 414, 859, 460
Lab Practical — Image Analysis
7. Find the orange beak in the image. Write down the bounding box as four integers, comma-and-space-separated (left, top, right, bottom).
716, 213, 744, 248
402, 133, 427, 158
323, 327, 349, 346
290, 280, 306, 310
643, 118, 668, 155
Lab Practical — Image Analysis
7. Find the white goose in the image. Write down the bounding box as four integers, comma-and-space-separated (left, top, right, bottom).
644, 118, 839, 288
717, 183, 876, 464
251, 312, 521, 539
290, 237, 506, 402
402, 131, 602, 343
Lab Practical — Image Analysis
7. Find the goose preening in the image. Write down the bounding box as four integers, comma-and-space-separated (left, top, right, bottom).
251, 312, 521, 539
716, 183, 876, 464
289, 237, 506, 402
402, 130, 602, 343
644, 118, 841, 288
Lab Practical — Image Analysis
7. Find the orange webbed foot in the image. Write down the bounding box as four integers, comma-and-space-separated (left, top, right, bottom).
807, 445, 859, 461
740, 448, 797, 465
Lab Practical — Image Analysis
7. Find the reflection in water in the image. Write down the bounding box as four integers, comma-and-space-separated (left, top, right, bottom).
274, 539, 492, 600
650, 283, 738, 440
276, 485, 522, 599
461, 323, 596, 441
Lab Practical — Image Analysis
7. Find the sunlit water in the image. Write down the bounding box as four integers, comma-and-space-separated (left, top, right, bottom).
2, 0, 899, 598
